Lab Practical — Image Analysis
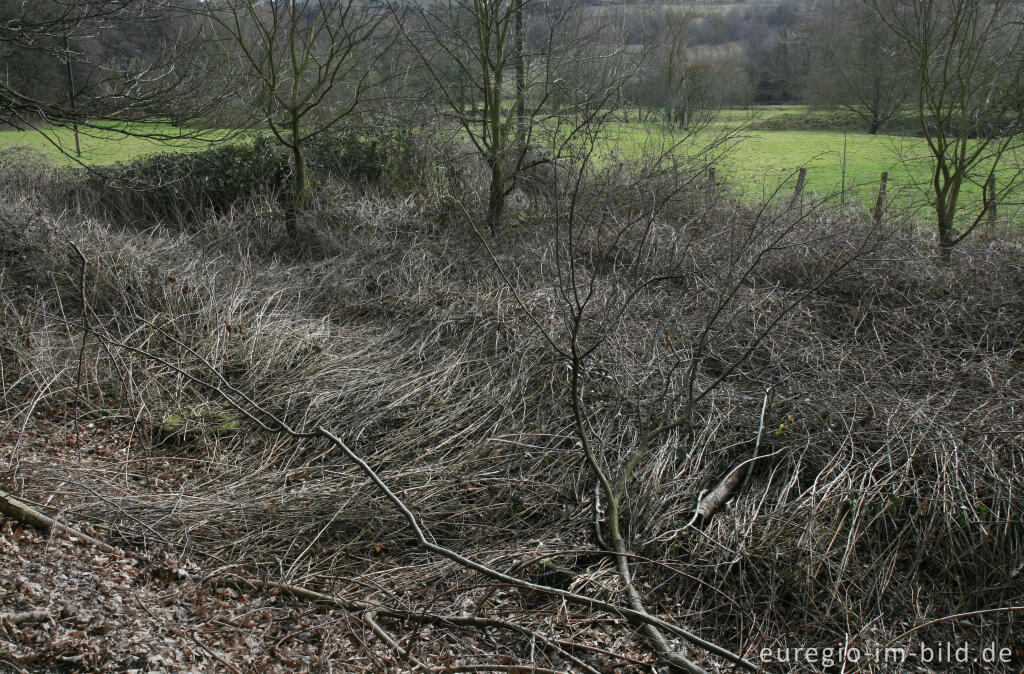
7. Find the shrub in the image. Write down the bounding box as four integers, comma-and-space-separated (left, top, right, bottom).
77, 122, 423, 226
77, 136, 289, 225
0, 146, 55, 198
305, 120, 415, 185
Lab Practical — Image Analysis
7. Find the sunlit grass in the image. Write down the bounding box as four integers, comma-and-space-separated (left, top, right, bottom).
3, 110, 1020, 226
602, 110, 1023, 225
0, 122, 234, 166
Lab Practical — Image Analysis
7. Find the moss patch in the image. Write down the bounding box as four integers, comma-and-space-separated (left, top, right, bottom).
158, 408, 240, 443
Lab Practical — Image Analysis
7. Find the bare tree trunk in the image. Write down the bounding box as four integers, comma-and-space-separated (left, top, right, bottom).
487, 158, 505, 230
605, 499, 705, 673
63, 36, 81, 158
1, 488, 115, 553
287, 117, 307, 240
512, 0, 525, 190
937, 203, 955, 261
514, 0, 525, 135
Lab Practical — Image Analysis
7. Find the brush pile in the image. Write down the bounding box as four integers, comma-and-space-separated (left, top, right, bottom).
1, 143, 1022, 672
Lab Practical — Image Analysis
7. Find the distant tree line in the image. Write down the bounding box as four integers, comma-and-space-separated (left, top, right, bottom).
0, 0, 219, 127
0, 0, 917, 131
2, 0, 1014, 135
2, 0, 1022, 252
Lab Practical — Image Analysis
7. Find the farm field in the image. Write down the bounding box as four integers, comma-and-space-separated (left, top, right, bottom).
3, 108, 1022, 225
0, 122, 229, 166
605, 107, 1024, 224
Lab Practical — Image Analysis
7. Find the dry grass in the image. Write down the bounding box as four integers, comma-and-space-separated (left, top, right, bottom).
1, 147, 1022, 671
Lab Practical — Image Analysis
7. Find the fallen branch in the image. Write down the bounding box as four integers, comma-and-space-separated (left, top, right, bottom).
316, 425, 755, 671
646, 446, 786, 546
695, 446, 785, 522
250, 578, 604, 672
695, 454, 751, 521
190, 632, 243, 674
739, 387, 773, 492
0, 657, 30, 674
700, 387, 774, 520
440, 666, 566, 674
0, 610, 50, 627
362, 610, 429, 672
59, 235, 756, 673
90, 314, 756, 672
0, 488, 115, 553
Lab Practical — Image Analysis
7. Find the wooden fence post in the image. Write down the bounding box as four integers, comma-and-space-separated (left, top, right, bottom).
790, 167, 807, 210
782, 166, 806, 211
873, 171, 888, 225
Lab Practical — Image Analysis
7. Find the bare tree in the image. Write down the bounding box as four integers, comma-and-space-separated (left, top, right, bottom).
1, 0, 217, 138
204, 0, 391, 237
656, 8, 715, 131
396, 0, 628, 230
868, 0, 1024, 256
804, 2, 912, 134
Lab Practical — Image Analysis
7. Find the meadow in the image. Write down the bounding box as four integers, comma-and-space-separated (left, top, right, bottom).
0, 121, 229, 166
3, 107, 1021, 226
605, 106, 1024, 224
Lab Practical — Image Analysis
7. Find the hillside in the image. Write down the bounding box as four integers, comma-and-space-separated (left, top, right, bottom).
1, 142, 1023, 673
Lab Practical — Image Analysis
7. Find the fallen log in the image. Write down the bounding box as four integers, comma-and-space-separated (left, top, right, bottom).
0, 610, 50, 626
0, 488, 116, 553
694, 453, 751, 521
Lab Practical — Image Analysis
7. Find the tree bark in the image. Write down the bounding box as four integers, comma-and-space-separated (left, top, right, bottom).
287, 120, 307, 240
606, 497, 706, 673
937, 203, 955, 261
514, 0, 525, 134
0, 488, 115, 552
486, 158, 506, 230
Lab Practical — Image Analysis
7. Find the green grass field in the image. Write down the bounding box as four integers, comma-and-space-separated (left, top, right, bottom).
604, 107, 1023, 224
0, 122, 229, 166
711, 126, 928, 202
3, 109, 1020, 225
708, 106, 933, 203
602, 116, 928, 201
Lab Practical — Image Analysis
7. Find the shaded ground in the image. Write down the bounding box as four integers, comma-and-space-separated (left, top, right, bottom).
1, 421, 365, 673
1, 420, 663, 673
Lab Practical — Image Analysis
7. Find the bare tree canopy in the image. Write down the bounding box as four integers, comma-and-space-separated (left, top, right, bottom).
804, 2, 913, 134
868, 0, 1024, 254
1, 0, 221, 131
199, 0, 393, 236
395, 0, 630, 229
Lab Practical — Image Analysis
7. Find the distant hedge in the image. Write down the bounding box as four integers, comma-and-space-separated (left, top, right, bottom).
80, 121, 416, 224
